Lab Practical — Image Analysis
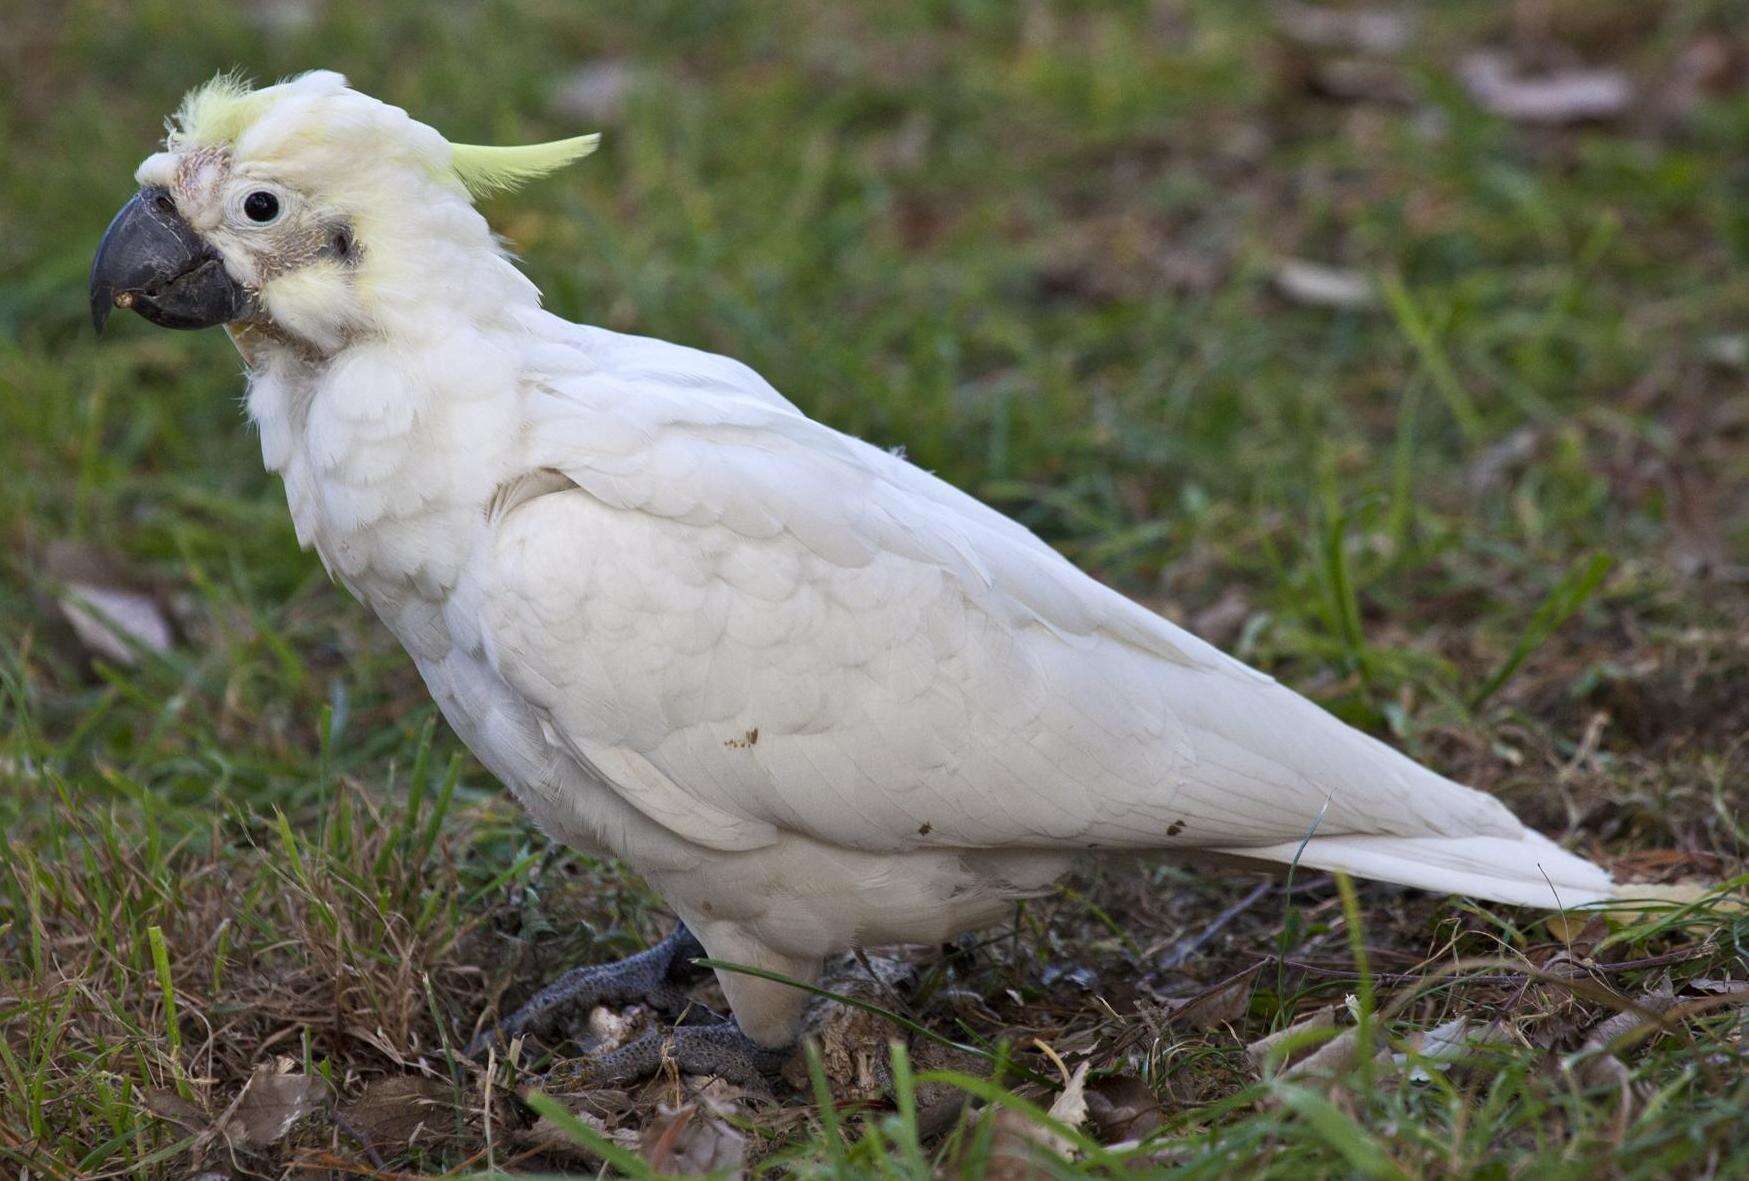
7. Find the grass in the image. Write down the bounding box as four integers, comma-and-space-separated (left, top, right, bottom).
2, 0, 1747, 1175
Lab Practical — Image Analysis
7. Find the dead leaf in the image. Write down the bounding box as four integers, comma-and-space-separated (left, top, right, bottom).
244, 0, 322, 36
224, 1064, 321, 1147
1310, 59, 1417, 105
1275, 3, 1414, 54
1702, 333, 1749, 370
1689, 979, 1749, 998
550, 60, 643, 124
1279, 1024, 1360, 1083
1610, 880, 1737, 910
144, 1089, 205, 1130
1579, 983, 1749, 1085
986, 1108, 1059, 1180
1589, 994, 1681, 1050
1272, 259, 1376, 310
1388, 1017, 1514, 1082
986, 1061, 1089, 1178
1162, 962, 1262, 1030
1575, 1042, 1632, 1090
1190, 587, 1252, 647
1658, 36, 1743, 121
338, 1076, 454, 1150
1610, 848, 1729, 885
1465, 427, 1541, 493
57, 582, 173, 665
1155, 246, 1226, 296
1264, 996, 1366, 1085
1406, 1016, 1478, 1059
911, 1039, 987, 1140
1246, 1004, 1337, 1076
1046, 1061, 1090, 1130
522, 1107, 641, 1166
1085, 1073, 1163, 1143
1041, 963, 1099, 991
1460, 53, 1632, 124
1666, 460, 1728, 576
1575, 987, 1681, 1088
1544, 911, 1609, 951
1264, 1011, 1514, 1091
641, 1101, 747, 1176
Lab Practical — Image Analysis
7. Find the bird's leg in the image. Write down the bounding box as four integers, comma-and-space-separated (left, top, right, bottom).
474, 919, 815, 1086
470, 922, 712, 1057
555, 923, 821, 1086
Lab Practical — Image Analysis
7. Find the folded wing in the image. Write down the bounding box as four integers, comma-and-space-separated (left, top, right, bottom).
479, 325, 1614, 907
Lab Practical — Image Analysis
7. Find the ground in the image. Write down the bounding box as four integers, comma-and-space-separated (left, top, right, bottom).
2, 1, 1747, 1177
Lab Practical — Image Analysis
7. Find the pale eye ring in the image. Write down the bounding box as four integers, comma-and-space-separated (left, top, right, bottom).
242, 190, 281, 223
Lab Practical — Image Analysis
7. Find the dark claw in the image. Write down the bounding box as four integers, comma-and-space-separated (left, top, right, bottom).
569, 1019, 792, 1088
468, 922, 708, 1058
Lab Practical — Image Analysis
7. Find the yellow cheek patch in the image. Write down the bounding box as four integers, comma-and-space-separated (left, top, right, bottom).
260, 262, 362, 351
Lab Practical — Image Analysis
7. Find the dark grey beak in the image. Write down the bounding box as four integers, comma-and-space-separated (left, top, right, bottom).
90, 187, 249, 333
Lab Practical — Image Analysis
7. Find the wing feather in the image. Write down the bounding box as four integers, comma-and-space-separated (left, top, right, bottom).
479, 324, 1542, 868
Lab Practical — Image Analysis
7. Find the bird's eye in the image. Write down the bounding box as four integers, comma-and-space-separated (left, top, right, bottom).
242, 191, 281, 223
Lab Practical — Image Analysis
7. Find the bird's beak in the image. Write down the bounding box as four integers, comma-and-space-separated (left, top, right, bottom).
90, 187, 249, 334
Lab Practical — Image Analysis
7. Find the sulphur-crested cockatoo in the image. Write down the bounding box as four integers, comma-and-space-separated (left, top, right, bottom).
93, 71, 1621, 1082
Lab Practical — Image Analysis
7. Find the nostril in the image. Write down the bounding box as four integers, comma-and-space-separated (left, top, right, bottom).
153, 193, 177, 216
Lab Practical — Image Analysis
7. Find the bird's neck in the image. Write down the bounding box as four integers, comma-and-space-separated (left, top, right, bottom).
242, 319, 528, 650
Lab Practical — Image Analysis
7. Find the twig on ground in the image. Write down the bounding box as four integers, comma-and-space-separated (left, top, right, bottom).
1158, 881, 1276, 971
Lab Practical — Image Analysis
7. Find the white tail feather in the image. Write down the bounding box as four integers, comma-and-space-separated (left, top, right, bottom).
1212, 829, 1616, 909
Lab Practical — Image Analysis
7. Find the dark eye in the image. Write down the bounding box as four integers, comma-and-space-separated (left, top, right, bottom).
242, 191, 280, 223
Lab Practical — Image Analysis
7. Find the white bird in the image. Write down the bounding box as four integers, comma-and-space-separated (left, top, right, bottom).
92, 71, 1622, 1081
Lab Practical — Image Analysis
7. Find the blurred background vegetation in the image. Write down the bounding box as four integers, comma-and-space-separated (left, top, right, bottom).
1, 1, 1746, 1176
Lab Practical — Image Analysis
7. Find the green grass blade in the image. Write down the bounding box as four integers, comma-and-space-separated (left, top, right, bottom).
520, 1089, 655, 1178
1271, 1081, 1412, 1181
145, 924, 192, 1101
1471, 552, 1613, 708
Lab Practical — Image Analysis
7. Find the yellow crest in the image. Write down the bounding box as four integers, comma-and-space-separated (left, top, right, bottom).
449, 135, 601, 197
166, 72, 599, 198
169, 71, 278, 148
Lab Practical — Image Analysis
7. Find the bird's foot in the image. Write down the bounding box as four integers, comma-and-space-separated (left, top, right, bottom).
555, 1017, 791, 1088
469, 922, 710, 1058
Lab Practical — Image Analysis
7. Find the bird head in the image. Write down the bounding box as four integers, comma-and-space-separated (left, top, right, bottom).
90, 70, 597, 353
